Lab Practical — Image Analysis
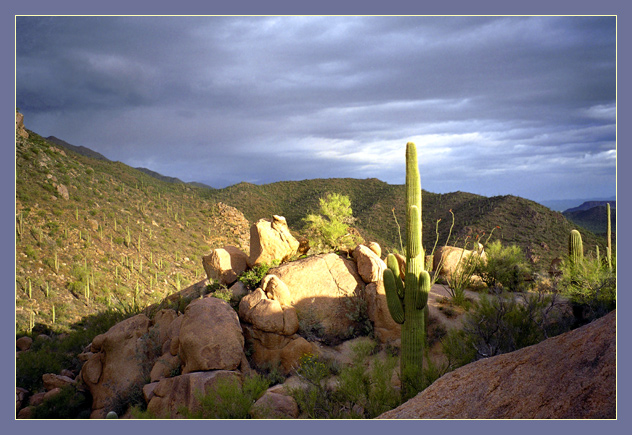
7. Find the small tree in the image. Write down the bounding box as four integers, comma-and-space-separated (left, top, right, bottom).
476, 240, 531, 292
303, 193, 360, 253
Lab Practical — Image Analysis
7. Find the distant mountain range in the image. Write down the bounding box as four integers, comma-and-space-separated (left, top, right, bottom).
562, 202, 616, 235
537, 197, 616, 212
45, 136, 215, 190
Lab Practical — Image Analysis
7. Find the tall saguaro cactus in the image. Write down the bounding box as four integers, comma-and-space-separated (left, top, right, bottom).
383, 142, 431, 399
606, 203, 612, 271
569, 229, 584, 265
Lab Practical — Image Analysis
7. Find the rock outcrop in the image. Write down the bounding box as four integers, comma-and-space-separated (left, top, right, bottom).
268, 253, 365, 337
202, 246, 249, 285
178, 297, 246, 374
79, 314, 156, 418
249, 215, 300, 266
16, 111, 29, 138
378, 310, 616, 419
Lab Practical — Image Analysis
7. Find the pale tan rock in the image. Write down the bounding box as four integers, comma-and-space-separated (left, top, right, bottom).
152, 309, 178, 347
433, 245, 486, 281
178, 297, 245, 374
143, 382, 159, 403
269, 253, 365, 337
367, 242, 382, 258
248, 215, 300, 267
42, 373, 75, 391
79, 314, 154, 418
56, 184, 70, 200
353, 244, 387, 283
147, 371, 242, 419
16, 111, 28, 138
262, 274, 292, 306
279, 336, 314, 374
229, 280, 250, 300
150, 353, 181, 382
250, 390, 299, 419
202, 246, 249, 285
379, 310, 616, 419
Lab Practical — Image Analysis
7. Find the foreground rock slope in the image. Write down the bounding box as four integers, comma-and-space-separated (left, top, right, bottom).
379, 310, 616, 419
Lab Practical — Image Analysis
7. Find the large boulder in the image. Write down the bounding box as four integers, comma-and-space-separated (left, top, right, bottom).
179, 296, 246, 374
433, 245, 486, 281
250, 388, 300, 419
249, 215, 300, 267
202, 246, 249, 285
268, 253, 365, 337
353, 244, 386, 284
379, 310, 616, 419
79, 314, 156, 418
146, 370, 242, 419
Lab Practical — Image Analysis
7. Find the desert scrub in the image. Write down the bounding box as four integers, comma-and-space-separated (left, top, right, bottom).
476, 240, 531, 292
333, 340, 400, 418
16, 308, 142, 391
441, 288, 573, 370
178, 373, 270, 419
30, 384, 91, 419
557, 253, 616, 326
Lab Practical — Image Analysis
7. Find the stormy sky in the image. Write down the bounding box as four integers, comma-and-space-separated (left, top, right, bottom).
15, 16, 616, 201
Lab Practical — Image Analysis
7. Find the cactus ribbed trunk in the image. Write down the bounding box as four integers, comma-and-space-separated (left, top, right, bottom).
607, 203, 612, 271
569, 229, 584, 265
383, 142, 430, 399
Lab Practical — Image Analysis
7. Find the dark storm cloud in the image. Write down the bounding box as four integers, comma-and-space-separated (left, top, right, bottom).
16, 15, 616, 200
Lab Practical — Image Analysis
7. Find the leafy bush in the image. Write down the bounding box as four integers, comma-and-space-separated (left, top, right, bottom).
303, 193, 361, 253
238, 261, 278, 290
476, 240, 531, 291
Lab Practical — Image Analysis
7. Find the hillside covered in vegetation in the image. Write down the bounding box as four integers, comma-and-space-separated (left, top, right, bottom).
15, 126, 609, 335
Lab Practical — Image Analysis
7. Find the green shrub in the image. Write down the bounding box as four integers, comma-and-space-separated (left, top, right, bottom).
238, 261, 278, 290
557, 253, 616, 325
476, 240, 531, 291
303, 193, 361, 253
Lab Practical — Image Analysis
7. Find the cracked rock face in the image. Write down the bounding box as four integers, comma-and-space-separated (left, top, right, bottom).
379, 310, 616, 419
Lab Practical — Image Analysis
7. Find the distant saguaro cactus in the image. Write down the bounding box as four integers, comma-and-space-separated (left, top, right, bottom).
383, 142, 430, 399
569, 229, 584, 265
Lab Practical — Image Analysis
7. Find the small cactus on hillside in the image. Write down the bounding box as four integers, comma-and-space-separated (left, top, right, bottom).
383, 142, 430, 399
569, 229, 584, 265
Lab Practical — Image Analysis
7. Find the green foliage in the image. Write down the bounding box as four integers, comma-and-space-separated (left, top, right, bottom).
238, 261, 278, 290
180, 373, 270, 419
303, 192, 360, 253
476, 240, 531, 292
334, 340, 400, 418
557, 253, 616, 325
441, 288, 572, 370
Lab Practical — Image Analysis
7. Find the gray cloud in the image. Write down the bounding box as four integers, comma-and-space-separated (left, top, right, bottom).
16, 16, 616, 201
